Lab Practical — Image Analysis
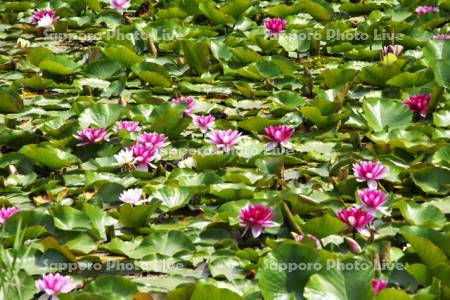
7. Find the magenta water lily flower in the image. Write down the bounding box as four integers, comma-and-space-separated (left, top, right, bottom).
110, 0, 131, 12
337, 207, 374, 232
74, 128, 110, 146
35, 273, 76, 299
172, 97, 195, 116
372, 279, 388, 294
239, 204, 276, 238
207, 129, 242, 151
403, 93, 432, 117
353, 161, 387, 189
129, 144, 157, 171
260, 125, 295, 151
264, 18, 287, 38
415, 6, 439, 14
31, 9, 58, 29
358, 189, 388, 214
0, 207, 20, 225
433, 34, 450, 40
193, 115, 215, 133
115, 121, 141, 133
137, 132, 169, 150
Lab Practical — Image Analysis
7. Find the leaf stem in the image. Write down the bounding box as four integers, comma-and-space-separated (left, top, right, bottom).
281, 201, 303, 235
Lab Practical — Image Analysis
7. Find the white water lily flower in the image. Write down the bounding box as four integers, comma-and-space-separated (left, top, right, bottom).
37, 15, 55, 28
17, 38, 31, 48
178, 156, 197, 169
114, 149, 134, 166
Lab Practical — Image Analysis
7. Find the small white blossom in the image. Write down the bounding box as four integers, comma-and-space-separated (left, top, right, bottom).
114, 149, 134, 166
17, 38, 31, 48
178, 157, 197, 169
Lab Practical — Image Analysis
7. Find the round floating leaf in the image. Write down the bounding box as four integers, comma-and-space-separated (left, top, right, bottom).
83, 276, 139, 300
19, 144, 79, 170
148, 103, 190, 138
133, 231, 195, 258
79, 103, 124, 128
27, 47, 54, 67
190, 284, 243, 300
153, 186, 192, 211
198, 1, 235, 25
220, 0, 251, 18
386, 70, 433, 88
403, 235, 449, 269
374, 288, 412, 300
321, 68, 358, 88
181, 40, 211, 74
209, 183, 255, 201
362, 98, 412, 132
303, 214, 347, 238
15, 77, 57, 90
103, 46, 144, 67
433, 110, 450, 128
0, 87, 23, 113
192, 153, 235, 171
85, 59, 123, 79
119, 202, 159, 228
397, 200, 446, 228
238, 117, 279, 133
51, 205, 91, 231
131, 62, 172, 87
39, 56, 80, 75
271, 91, 306, 109
410, 166, 450, 195
257, 242, 321, 299
295, 0, 333, 21
304, 259, 373, 300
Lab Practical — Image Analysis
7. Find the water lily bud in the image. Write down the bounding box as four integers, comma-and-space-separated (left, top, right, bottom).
9, 165, 18, 175
307, 234, 322, 249
345, 237, 362, 254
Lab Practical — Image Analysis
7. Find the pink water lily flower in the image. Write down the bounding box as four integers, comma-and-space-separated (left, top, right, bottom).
137, 132, 169, 150
260, 125, 295, 151
403, 93, 432, 117
239, 204, 276, 238
415, 6, 439, 14
129, 144, 157, 171
119, 188, 147, 205
264, 18, 287, 38
35, 273, 76, 299
74, 128, 110, 146
207, 129, 242, 151
358, 189, 388, 214
352, 161, 387, 189
337, 207, 374, 232
382, 45, 404, 57
433, 34, 450, 40
193, 115, 215, 133
372, 279, 388, 294
111, 0, 131, 12
172, 97, 195, 116
31, 9, 58, 29
115, 121, 141, 133
0, 207, 21, 225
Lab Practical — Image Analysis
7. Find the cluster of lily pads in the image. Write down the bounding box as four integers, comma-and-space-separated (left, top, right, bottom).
0, 0, 449, 299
